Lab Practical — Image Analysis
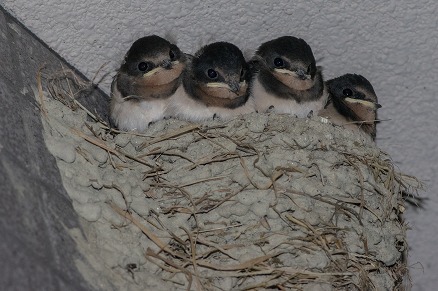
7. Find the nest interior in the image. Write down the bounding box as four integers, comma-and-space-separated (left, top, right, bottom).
36, 69, 421, 291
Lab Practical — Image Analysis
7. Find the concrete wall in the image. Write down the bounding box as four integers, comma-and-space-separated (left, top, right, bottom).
0, 7, 110, 290
1, 1, 437, 289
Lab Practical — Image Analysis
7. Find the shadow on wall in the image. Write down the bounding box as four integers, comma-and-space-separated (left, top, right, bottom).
0, 7, 108, 291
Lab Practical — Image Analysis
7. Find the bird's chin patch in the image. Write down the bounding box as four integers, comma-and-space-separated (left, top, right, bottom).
203, 82, 247, 99
201, 86, 239, 100
142, 61, 184, 86
345, 100, 376, 123
194, 82, 247, 107
273, 69, 314, 91
130, 62, 184, 99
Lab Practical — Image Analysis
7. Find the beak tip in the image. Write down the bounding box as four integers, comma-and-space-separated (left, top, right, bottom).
162, 60, 173, 70
229, 83, 240, 93
296, 69, 308, 80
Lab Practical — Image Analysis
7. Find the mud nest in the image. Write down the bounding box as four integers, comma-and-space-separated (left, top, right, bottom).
35, 68, 421, 290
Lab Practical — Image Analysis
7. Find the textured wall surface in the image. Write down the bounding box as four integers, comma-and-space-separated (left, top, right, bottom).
1, 0, 437, 289
0, 7, 110, 290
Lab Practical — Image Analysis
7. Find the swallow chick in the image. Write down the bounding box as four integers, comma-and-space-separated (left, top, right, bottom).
249, 36, 328, 117
110, 35, 186, 132
166, 42, 254, 122
318, 74, 381, 140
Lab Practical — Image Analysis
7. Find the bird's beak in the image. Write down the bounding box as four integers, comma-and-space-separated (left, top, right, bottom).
296, 68, 308, 80
206, 81, 245, 94
143, 67, 163, 77
161, 59, 173, 70
228, 81, 240, 93
162, 59, 180, 70
345, 97, 380, 109
143, 60, 180, 77
274, 68, 310, 80
274, 68, 292, 75
206, 82, 231, 90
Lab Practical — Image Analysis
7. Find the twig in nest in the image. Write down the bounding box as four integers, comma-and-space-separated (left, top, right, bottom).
192, 177, 230, 188
143, 168, 171, 180
236, 140, 302, 191
137, 124, 200, 151
195, 251, 285, 271
330, 196, 381, 222
145, 248, 194, 291
237, 272, 286, 291
368, 155, 396, 192
284, 213, 331, 252
284, 190, 365, 226
197, 223, 243, 234
71, 128, 157, 168
137, 149, 195, 164
47, 66, 100, 120
162, 206, 193, 215
91, 61, 111, 86
110, 202, 189, 261
36, 64, 49, 120
201, 266, 353, 279
198, 124, 228, 132
311, 162, 325, 186
180, 227, 204, 289
196, 186, 247, 214
156, 182, 245, 216
103, 183, 130, 209
238, 153, 261, 188
145, 237, 289, 285
194, 235, 241, 261
344, 154, 367, 218
402, 191, 427, 209
189, 152, 251, 170
355, 262, 376, 290
109, 128, 163, 137
153, 183, 200, 227
75, 146, 93, 164
270, 165, 309, 206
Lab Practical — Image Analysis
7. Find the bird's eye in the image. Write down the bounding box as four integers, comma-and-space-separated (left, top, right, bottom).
274, 57, 284, 68
307, 63, 314, 74
343, 88, 353, 97
138, 62, 149, 72
207, 69, 218, 79
169, 50, 176, 61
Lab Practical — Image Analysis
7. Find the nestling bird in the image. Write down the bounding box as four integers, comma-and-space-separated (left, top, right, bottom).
249, 36, 327, 117
318, 74, 381, 140
166, 41, 254, 121
110, 35, 187, 132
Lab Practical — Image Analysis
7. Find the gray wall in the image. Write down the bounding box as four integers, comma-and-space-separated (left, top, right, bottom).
0, 7, 109, 290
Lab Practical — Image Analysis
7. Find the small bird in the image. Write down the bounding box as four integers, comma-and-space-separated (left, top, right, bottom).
249, 36, 327, 117
318, 74, 381, 140
110, 35, 186, 132
166, 42, 254, 122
